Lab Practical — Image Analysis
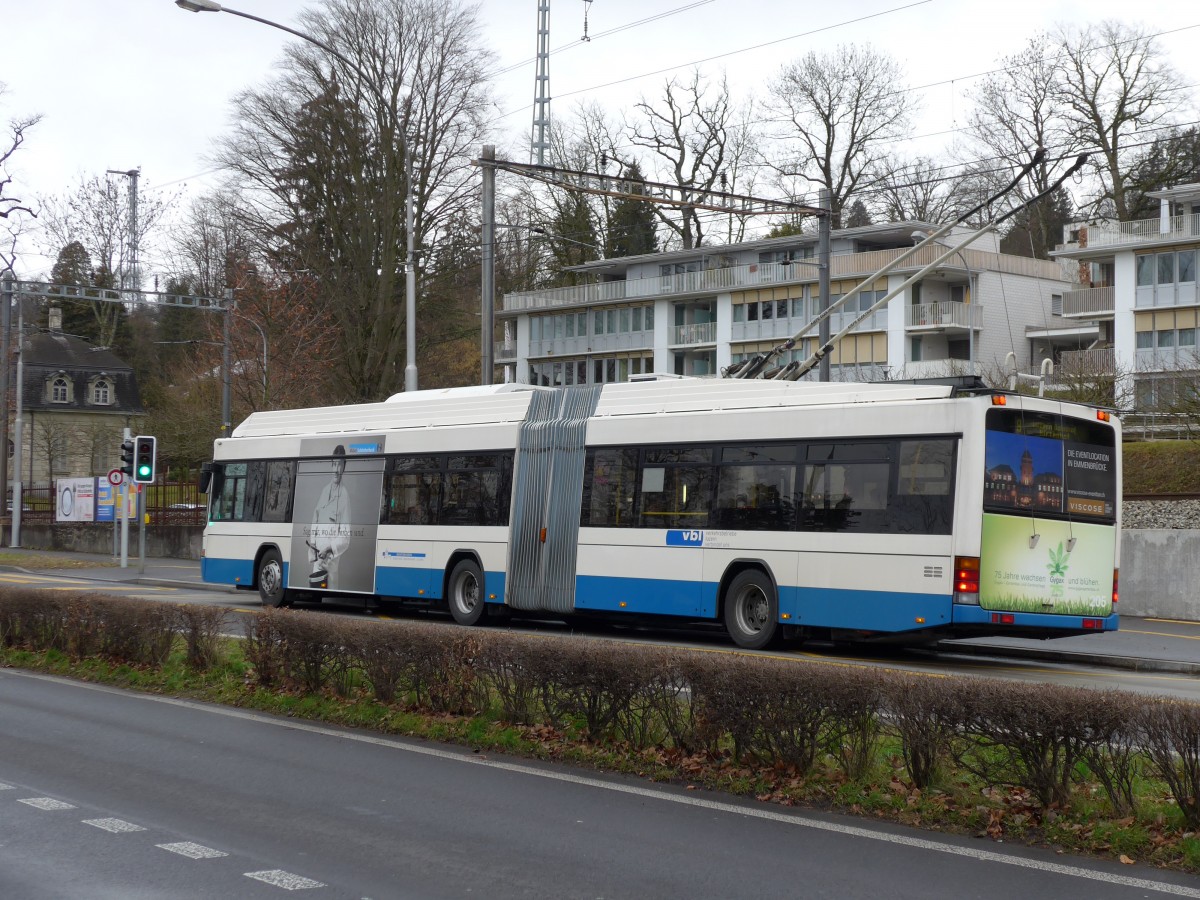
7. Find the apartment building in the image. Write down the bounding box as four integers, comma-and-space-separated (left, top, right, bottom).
497, 222, 1077, 388
1053, 182, 1200, 410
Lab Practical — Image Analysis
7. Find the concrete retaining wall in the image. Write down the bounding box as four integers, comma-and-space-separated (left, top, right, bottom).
7, 523, 203, 560
1121, 530, 1200, 621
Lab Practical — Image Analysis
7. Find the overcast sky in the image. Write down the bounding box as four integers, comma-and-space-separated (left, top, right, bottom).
3, 0, 1198, 279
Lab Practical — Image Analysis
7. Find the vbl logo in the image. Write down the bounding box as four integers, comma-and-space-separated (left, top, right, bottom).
666, 529, 704, 547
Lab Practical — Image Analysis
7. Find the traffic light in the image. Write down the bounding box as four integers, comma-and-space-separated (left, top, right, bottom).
133, 435, 157, 484
119, 439, 135, 478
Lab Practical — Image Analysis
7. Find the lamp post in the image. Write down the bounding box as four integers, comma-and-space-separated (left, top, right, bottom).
175, 0, 419, 393
232, 311, 269, 405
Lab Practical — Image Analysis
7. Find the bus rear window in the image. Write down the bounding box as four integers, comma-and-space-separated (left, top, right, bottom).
984, 409, 1116, 521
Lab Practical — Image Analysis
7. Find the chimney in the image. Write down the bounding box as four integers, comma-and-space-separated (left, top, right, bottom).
48, 307, 63, 332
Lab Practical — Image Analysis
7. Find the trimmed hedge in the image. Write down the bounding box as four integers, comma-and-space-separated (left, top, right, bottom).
2, 589, 1200, 832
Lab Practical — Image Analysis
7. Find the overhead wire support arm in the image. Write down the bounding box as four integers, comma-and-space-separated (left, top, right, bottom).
475, 158, 827, 218
773, 152, 1088, 383
725, 149, 1055, 380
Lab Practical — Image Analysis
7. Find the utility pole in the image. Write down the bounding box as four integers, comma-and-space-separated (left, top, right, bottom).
0, 274, 11, 523
481, 145, 496, 385
818, 188, 831, 382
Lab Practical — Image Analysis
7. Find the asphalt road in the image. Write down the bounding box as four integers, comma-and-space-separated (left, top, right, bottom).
2, 670, 1199, 900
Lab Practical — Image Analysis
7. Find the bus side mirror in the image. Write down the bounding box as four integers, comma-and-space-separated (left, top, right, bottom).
199, 462, 215, 494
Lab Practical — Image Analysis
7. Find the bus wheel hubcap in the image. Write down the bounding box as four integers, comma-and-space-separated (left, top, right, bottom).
738, 587, 768, 633
263, 562, 280, 595
458, 575, 478, 611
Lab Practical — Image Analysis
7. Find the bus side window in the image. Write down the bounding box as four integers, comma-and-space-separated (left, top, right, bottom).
581, 447, 638, 527
894, 439, 955, 534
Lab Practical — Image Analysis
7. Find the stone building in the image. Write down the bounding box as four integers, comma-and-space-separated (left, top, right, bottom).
12, 308, 144, 486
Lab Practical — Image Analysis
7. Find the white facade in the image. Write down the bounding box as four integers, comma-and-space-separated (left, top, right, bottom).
1053, 182, 1200, 410
499, 222, 1077, 388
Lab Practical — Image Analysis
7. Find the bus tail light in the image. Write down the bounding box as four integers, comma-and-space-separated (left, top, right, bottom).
990, 613, 1015, 624
953, 556, 980, 605
1112, 569, 1119, 606
991, 394, 1007, 406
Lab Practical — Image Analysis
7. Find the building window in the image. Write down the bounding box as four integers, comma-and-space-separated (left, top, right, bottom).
50, 376, 70, 403
1051, 294, 1063, 317
911, 337, 922, 362
1137, 255, 1155, 287
1136, 331, 1153, 350
91, 379, 111, 405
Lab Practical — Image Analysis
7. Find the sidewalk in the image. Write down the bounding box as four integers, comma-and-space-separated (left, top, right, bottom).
0, 548, 1196, 674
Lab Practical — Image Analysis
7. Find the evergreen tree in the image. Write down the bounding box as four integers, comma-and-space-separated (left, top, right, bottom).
606, 164, 658, 258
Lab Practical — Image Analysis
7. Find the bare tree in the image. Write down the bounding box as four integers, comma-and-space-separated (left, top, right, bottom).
624, 69, 757, 249
875, 156, 961, 224
765, 44, 917, 229
0, 84, 41, 272
215, 0, 494, 403
1053, 20, 1188, 220
960, 34, 1081, 255
37, 174, 173, 347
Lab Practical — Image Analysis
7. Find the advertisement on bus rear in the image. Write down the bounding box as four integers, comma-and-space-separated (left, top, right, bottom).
983, 409, 1116, 521
979, 514, 1114, 616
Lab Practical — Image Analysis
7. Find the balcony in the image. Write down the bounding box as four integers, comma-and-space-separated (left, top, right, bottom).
670, 321, 717, 346
906, 301, 982, 331
502, 244, 1063, 313
494, 339, 517, 362
1073, 213, 1200, 249
1058, 347, 1115, 376
1061, 286, 1115, 318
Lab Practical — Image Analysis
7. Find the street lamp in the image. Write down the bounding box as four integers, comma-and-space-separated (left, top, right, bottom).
175, 0, 419, 393
232, 311, 268, 405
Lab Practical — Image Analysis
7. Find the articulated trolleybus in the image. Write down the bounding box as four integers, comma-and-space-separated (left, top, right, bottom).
201, 378, 1120, 649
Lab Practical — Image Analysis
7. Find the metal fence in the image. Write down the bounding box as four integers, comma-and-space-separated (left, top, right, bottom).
8, 477, 207, 526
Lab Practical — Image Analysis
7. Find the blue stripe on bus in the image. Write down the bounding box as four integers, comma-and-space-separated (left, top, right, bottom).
373, 567, 508, 605
202, 556, 256, 587
779, 586, 952, 633
575, 574, 718, 617
952, 604, 1119, 631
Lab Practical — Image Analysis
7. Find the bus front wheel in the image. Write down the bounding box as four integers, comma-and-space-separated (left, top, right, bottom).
447, 559, 487, 626
257, 548, 291, 608
723, 569, 778, 650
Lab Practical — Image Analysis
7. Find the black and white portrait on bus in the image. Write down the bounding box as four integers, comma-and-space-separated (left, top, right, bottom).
289, 436, 385, 594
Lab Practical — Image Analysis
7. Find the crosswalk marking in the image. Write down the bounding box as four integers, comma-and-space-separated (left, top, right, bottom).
17, 797, 76, 811
157, 842, 229, 860
83, 817, 145, 833
244, 869, 325, 890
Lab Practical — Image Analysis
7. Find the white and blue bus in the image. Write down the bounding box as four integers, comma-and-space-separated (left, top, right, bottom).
200, 378, 1121, 649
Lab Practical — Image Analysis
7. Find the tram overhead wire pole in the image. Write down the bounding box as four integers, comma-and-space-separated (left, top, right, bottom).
174, 0, 420, 392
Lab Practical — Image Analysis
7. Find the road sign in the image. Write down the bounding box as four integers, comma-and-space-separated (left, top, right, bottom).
107, 469, 124, 486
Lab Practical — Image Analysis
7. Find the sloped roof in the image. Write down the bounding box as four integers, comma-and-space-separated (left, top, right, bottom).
21, 331, 143, 415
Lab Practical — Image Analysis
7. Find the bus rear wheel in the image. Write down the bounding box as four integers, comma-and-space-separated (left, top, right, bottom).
723, 569, 778, 650
447, 559, 487, 626
257, 548, 292, 608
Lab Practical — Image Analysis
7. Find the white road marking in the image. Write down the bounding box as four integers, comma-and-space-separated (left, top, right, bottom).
17, 797, 76, 811
244, 869, 325, 890
0, 782, 13, 790
10, 669, 1200, 899
157, 841, 229, 859
83, 817, 146, 833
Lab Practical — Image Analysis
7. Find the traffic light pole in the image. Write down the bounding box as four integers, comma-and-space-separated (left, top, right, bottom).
138, 485, 146, 575
120, 427, 130, 568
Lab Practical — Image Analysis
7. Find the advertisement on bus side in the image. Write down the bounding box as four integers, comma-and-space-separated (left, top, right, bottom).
288, 436, 386, 594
